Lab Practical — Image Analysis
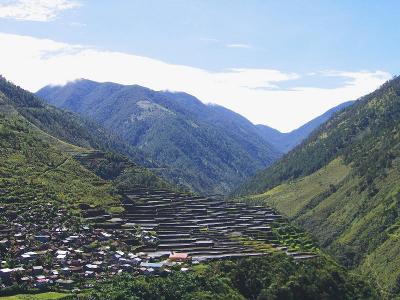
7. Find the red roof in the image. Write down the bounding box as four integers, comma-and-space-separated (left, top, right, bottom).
169, 252, 189, 260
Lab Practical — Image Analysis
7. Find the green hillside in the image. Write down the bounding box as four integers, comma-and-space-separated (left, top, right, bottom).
37, 80, 281, 195
0, 96, 117, 210
87, 254, 377, 300
235, 76, 400, 296
0, 76, 378, 299
0, 77, 172, 212
0, 76, 155, 167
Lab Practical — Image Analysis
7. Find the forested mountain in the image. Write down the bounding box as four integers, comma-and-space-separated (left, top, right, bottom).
0, 75, 377, 299
0, 76, 173, 209
37, 79, 280, 195
0, 77, 158, 168
235, 76, 400, 295
256, 101, 354, 153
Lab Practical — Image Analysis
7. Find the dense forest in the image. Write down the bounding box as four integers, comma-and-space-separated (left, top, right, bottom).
86, 254, 376, 300
37, 79, 281, 195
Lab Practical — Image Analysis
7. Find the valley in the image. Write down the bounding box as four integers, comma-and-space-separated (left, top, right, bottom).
235, 76, 400, 297
0, 76, 374, 299
0, 2, 397, 299
37, 80, 346, 196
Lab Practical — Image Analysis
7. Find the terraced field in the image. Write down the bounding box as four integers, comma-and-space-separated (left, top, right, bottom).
83, 188, 317, 261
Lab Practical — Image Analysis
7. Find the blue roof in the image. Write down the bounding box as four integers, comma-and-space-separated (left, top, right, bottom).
140, 262, 164, 268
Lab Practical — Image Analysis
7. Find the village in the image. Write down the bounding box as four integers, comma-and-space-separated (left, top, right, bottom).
0, 188, 316, 294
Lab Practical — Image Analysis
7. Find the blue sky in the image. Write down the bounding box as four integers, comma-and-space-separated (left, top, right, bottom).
0, 0, 397, 131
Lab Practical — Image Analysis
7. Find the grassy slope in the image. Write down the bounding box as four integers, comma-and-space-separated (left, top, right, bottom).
0, 292, 70, 299
0, 98, 173, 213
0, 77, 174, 211
0, 76, 155, 168
0, 96, 120, 209
238, 158, 350, 218
238, 159, 400, 295
235, 77, 400, 295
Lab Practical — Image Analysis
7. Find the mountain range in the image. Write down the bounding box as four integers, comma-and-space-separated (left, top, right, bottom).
0, 74, 376, 299
36, 79, 352, 195
235, 76, 400, 294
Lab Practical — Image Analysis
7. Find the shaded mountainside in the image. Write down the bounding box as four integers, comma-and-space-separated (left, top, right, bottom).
37, 80, 281, 195
0, 77, 174, 213
235, 76, 400, 295
0, 76, 155, 167
256, 101, 354, 153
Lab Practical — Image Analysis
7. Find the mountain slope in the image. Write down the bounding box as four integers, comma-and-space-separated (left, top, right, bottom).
0, 88, 119, 211
256, 101, 354, 153
0, 76, 379, 300
0, 76, 173, 208
0, 76, 157, 167
235, 76, 400, 295
37, 80, 281, 195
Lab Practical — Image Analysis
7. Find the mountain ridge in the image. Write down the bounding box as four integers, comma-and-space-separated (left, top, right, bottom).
235, 76, 400, 294
256, 101, 355, 153
37, 79, 356, 195
37, 79, 281, 195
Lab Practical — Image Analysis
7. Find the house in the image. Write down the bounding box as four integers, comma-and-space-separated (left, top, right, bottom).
0, 268, 13, 278
20, 276, 31, 283
140, 262, 164, 269
36, 278, 51, 289
56, 254, 67, 261
169, 252, 190, 262
121, 264, 133, 271
144, 267, 154, 275
0, 239, 10, 249
84, 270, 95, 278
180, 267, 189, 272
69, 266, 83, 273
56, 279, 74, 290
35, 235, 51, 243
32, 266, 44, 275
61, 267, 71, 276
85, 264, 99, 272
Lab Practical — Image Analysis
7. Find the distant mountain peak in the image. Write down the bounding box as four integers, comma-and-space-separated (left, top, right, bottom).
37, 79, 281, 195
256, 100, 355, 153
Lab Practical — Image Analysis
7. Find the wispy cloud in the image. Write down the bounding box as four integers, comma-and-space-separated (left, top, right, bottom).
226, 43, 252, 49
0, 0, 81, 22
0, 33, 391, 132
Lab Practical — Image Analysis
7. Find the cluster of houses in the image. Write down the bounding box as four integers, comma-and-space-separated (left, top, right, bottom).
0, 202, 193, 292
0, 188, 317, 294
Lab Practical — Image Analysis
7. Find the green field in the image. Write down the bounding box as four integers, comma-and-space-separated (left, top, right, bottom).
0, 292, 70, 300
237, 158, 350, 218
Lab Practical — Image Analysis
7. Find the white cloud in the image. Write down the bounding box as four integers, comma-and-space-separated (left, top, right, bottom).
0, 32, 392, 132
0, 0, 81, 22
226, 43, 252, 49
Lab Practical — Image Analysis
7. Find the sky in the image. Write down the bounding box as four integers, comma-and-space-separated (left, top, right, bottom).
0, 0, 398, 132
